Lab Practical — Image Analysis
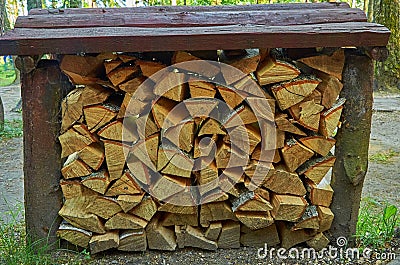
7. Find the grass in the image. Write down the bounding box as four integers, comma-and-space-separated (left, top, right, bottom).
0, 119, 23, 140
0, 62, 16, 87
356, 197, 399, 249
369, 149, 400, 164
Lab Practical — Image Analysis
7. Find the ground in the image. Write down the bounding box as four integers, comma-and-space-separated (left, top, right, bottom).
0, 85, 399, 264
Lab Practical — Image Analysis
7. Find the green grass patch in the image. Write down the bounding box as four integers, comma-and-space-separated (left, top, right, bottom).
356, 198, 399, 249
369, 149, 400, 164
0, 119, 23, 140
0, 62, 16, 87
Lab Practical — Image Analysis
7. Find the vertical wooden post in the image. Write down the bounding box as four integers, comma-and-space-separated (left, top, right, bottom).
21, 59, 72, 246
330, 50, 374, 246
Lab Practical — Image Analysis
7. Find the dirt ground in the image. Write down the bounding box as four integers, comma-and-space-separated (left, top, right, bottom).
0, 85, 399, 264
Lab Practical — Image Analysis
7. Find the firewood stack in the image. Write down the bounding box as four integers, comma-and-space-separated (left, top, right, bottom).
57, 48, 345, 253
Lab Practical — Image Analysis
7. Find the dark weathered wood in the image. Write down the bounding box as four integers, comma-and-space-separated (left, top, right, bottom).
28, 3, 352, 15
330, 50, 373, 247
22, 59, 73, 246
0, 23, 390, 55
362, 46, 389, 62
15, 9, 367, 29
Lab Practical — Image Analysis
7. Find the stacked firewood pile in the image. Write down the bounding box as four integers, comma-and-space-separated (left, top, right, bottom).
57, 48, 345, 253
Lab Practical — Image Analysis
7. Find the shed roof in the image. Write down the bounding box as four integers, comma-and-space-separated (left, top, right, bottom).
0, 2, 390, 55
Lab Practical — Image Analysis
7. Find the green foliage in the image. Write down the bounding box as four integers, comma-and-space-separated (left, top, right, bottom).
0, 61, 16, 87
356, 198, 399, 249
369, 149, 400, 164
0, 119, 23, 140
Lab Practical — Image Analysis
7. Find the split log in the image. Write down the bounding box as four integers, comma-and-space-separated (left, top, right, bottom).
299, 135, 336, 157
246, 97, 275, 122
161, 212, 198, 227
150, 175, 188, 201
319, 98, 345, 137
98, 120, 138, 142
60, 180, 97, 199
89, 231, 119, 254
217, 221, 241, 249
205, 222, 222, 241
271, 194, 307, 222
306, 232, 330, 251
146, 217, 177, 251
172, 51, 220, 78
126, 156, 151, 185
275, 113, 306, 136
262, 164, 307, 196
117, 194, 145, 213
189, 81, 216, 98
59, 126, 97, 158
235, 211, 274, 230
292, 205, 319, 231
153, 72, 187, 102
196, 161, 219, 196
83, 104, 118, 132
135, 114, 159, 139
220, 49, 261, 84
251, 146, 281, 163
256, 56, 300, 85
297, 154, 336, 184
105, 212, 147, 230
198, 118, 226, 136
277, 222, 316, 249
60, 55, 104, 85
119, 76, 146, 94
200, 202, 237, 227
107, 66, 140, 86
175, 226, 218, 250
81, 170, 110, 195
78, 143, 105, 171
129, 196, 158, 221
160, 152, 194, 178
118, 54, 136, 63
231, 190, 272, 212
58, 196, 105, 234
215, 142, 248, 169
289, 100, 324, 131
105, 170, 142, 196
152, 97, 189, 128
298, 49, 345, 80
158, 204, 197, 215
281, 139, 314, 172
184, 98, 219, 118
103, 140, 127, 181
317, 206, 334, 232
104, 60, 122, 75
217, 86, 247, 109
163, 120, 195, 152
136, 60, 166, 77
118, 230, 147, 252
316, 71, 343, 109
240, 223, 280, 247
306, 180, 334, 207
87, 196, 123, 219
61, 153, 92, 179
271, 77, 320, 110
57, 223, 92, 248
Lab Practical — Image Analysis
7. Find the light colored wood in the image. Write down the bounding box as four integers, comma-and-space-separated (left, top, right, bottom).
57, 223, 92, 248
87, 196, 123, 219
235, 211, 274, 230
129, 196, 158, 221
161, 212, 198, 226
118, 93, 148, 119
61, 153, 92, 179
189, 80, 216, 98
291, 100, 324, 131
251, 146, 280, 163
193, 134, 218, 159
58, 196, 105, 234
126, 156, 151, 184
299, 135, 336, 157
217, 221, 241, 249
146, 217, 177, 251
260, 120, 285, 150
154, 72, 187, 102
175, 226, 218, 250
240, 223, 280, 247
81, 170, 110, 195
60, 180, 97, 199
89, 231, 119, 254
119, 76, 146, 93
61, 88, 83, 132
220, 49, 261, 84
158, 204, 197, 215
298, 49, 345, 80
117, 194, 144, 213
150, 175, 188, 201
281, 139, 314, 172
196, 161, 219, 196
199, 189, 230, 204
275, 113, 307, 136
164, 120, 195, 152
130, 134, 159, 171
223, 105, 258, 128
136, 60, 166, 77
104, 60, 122, 74
226, 125, 261, 154
217, 86, 247, 109
205, 222, 222, 241
200, 202, 237, 227
172, 51, 220, 78
135, 114, 159, 139
60, 55, 104, 85
118, 54, 136, 63
198, 118, 226, 136
107, 65, 140, 86
263, 164, 306, 196
105, 212, 147, 230
152, 97, 188, 129
231, 190, 272, 212
292, 205, 320, 231
78, 143, 105, 170
105, 170, 142, 196
277, 222, 316, 249
306, 180, 334, 207
160, 151, 194, 178
83, 104, 118, 132
271, 77, 320, 110
59, 126, 97, 158
256, 56, 300, 85
246, 97, 275, 122
271, 194, 307, 222
289, 89, 322, 120
297, 154, 336, 184
317, 206, 334, 232
118, 230, 147, 252
184, 98, 219, 119
103, 140, 127, 181
98, 120, 138, 142
215, 142, 248, 169
306, 232, 330, 251
319, 98, 345, 137
316, 71, 343, 109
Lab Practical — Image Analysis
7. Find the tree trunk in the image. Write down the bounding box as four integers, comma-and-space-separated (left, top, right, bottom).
0, 96, 4, 132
